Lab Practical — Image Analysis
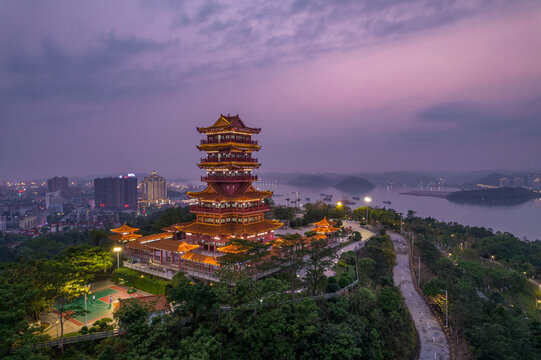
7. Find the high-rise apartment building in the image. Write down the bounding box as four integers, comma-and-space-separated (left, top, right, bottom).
47, 176, 69, 193
45, 190, 63, 212
142, 171, 168, 204
94, 175, 138, 210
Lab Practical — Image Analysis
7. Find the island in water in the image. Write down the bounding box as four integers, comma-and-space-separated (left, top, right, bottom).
334, 176, 375, 193
446, 187, 540, 205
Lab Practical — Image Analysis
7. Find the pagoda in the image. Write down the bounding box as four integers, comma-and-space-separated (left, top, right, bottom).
311, 217, 339, 243
177, 114, 283, 262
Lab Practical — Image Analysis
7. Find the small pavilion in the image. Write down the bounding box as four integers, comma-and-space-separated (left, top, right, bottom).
109, 223, 142, 243
311, 217, 339, 243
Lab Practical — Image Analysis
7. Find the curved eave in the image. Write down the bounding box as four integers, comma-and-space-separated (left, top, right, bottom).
197, 126, 261, 134
177, 220, 283, 236
186, 191, 272, 201
198, 162, 261, 169
197, 142, 261, 151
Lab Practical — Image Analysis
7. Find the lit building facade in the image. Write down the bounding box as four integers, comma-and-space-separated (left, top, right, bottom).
142, 171, 168, 204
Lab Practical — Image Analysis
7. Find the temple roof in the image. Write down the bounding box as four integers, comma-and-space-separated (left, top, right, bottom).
187, 183, 272, 202
311, 226, 339, 233
111, 223, 139, 234
309, 233, 328, 240
313, 217, 333, 227
125, 238, 199, 253
162, 223, 193, 233
197, 115, 261, 134
182, 251, 220, 266
311, 217, 339, 233
125, 240, 152, 251
217, 244, 247, 253
144, 239, 185, 252
138, 233, 173, 243
177, 242, 200, 253
109, 233, 142, 242
178, 219, 283, 237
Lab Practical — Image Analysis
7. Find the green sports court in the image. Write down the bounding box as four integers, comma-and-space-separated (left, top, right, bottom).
56, 287, 120, 325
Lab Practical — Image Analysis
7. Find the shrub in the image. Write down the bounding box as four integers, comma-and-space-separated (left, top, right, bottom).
345, 252, 356, 265
112, 267, 170, 294
328, 276, 337, 284
338, 276, 351, 288
328, 283, 341, 293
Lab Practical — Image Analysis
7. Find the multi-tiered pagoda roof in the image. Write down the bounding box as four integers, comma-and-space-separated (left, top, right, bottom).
177, 114, 282, 249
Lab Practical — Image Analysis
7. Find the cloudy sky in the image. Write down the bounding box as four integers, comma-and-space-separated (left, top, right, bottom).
1, 0, 540, 180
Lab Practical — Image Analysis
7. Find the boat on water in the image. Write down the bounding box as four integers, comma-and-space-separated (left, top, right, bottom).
352, 196, 360, 200
383, 201, 392, 204
305, 197, 310, 201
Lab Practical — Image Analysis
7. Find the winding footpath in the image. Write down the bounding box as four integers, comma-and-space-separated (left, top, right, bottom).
390, 232, 450, 360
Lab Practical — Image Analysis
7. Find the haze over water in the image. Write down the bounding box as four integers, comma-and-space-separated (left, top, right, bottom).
257, 183, 541, 241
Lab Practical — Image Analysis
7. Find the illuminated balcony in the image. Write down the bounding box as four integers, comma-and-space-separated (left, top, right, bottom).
201, 175, 258, 182
201, 138, 258, 145
200, 157, 258, 163
190, 204, 270, 214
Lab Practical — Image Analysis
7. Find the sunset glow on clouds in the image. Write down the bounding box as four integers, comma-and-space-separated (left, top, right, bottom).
0, 0, 540, 178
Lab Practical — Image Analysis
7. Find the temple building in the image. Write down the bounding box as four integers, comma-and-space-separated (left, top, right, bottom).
120, 114, 283, 281
310, 217, 339, 243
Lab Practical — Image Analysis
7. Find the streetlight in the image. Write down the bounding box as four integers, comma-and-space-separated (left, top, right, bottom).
113, 246, 122, 269
56, 320, 59, 338
364, 197, 372, 223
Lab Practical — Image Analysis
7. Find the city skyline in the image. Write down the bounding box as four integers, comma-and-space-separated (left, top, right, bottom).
1, 1, 540, 180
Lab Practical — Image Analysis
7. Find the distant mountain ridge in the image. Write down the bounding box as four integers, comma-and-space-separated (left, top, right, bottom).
288, 174, 375, 193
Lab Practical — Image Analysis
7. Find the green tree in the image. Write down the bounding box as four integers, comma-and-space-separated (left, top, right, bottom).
167, 273, 217, 320
271, 233, 308, 301
303, 239, 337, 295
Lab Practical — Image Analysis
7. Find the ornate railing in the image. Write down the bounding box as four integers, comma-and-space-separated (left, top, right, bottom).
200, 157, 258, 163
190, 204, 270, 214
201, 175, 258, 182
200, 139, 258, 145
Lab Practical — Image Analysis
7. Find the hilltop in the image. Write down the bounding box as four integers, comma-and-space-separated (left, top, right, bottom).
334, 176, 375, 193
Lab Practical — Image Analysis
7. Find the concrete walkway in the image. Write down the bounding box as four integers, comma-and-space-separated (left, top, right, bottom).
390, 232, 450, 360
324, 222, 375, 277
